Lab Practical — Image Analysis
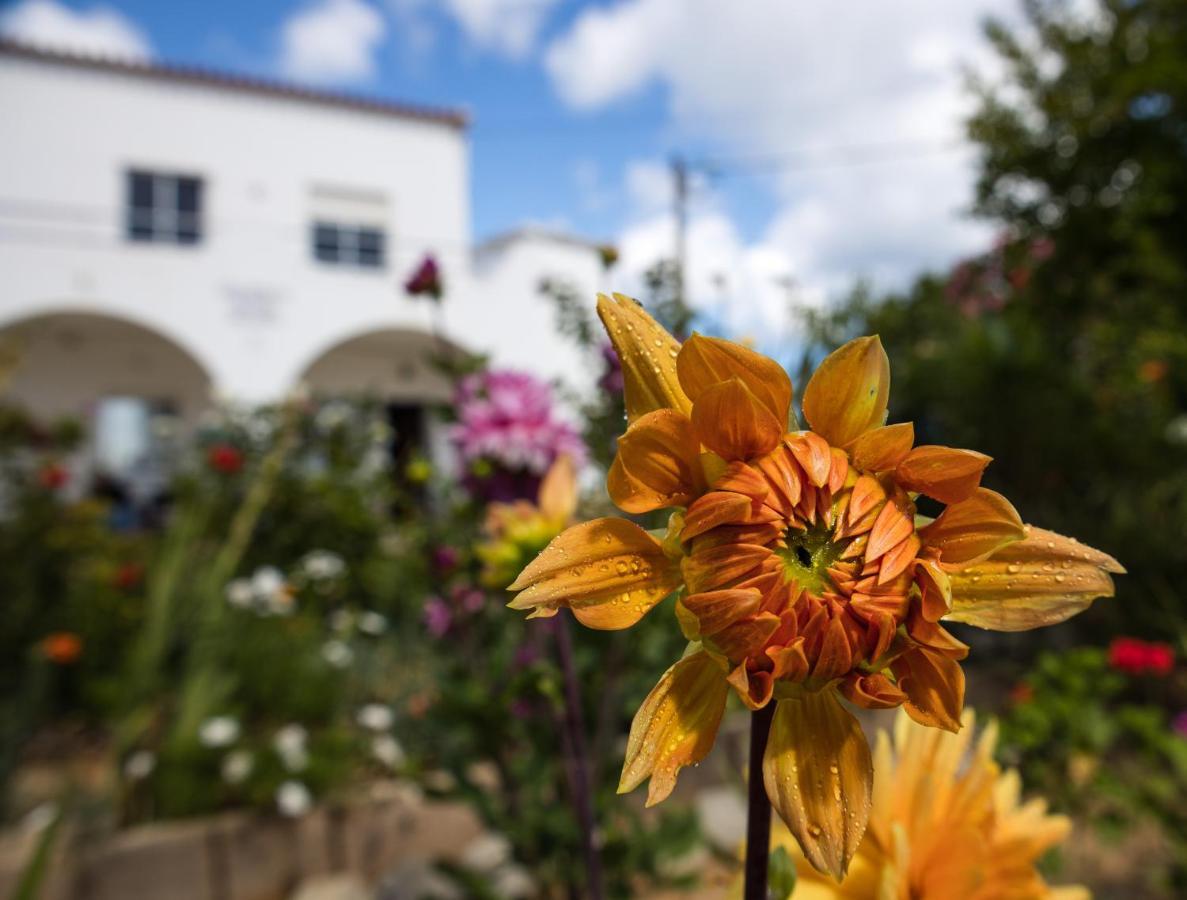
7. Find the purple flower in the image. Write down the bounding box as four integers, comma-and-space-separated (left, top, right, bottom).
405, 255, 443, 299
432, 546, 460, 573
598, 341, 624, 395
1174, 710, 1187, 739
423, 597, 452, 638
510, 699, 534, 720
512, 642, 540, 670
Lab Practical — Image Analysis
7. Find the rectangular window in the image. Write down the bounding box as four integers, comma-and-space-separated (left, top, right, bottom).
125, 170, 203, 245
310, 221, 386, 269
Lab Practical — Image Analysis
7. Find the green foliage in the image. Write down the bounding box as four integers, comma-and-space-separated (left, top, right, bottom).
998, 646, 1187, 891
799, 0, 1187, 638
767, 845, 798, 900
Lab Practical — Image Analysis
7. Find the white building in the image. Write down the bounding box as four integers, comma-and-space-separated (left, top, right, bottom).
0, 39, 608, 480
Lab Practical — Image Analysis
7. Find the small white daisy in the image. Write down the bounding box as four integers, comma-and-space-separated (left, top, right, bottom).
199, 716, 240, 748
356, 704, 394, 732
221, 750, 254, 785
276, 780, 312, 817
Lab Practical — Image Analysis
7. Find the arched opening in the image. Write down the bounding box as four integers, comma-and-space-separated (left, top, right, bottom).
297, 328, 462, 484
0, 311, 213, 501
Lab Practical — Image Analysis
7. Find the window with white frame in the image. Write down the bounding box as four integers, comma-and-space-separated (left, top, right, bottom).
125, 170, 203, 244
308, 185, 388, 270
311, 222, 386, 268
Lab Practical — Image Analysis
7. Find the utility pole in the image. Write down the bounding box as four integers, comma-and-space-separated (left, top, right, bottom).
670, 154, 689, 308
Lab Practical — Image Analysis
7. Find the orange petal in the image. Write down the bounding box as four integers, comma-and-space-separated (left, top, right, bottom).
895, 445, 991, 504
681, 491, 754, 541
508, 518, 681, 629
608, 409, 702, 514
596, 293, 691, 424
919, 488, 1026, 566
726, 663, 776, 710
711, 612, 781, 661
839, 672, 907, 710
618, 651, 728, 805
802, 335, 890, 447
682, 588, 763, 637
691, 378, 783, 462
682, 542, 771, 593
538, 454, 578, 523
945, 525, 1123, 631
676, 333, 792, 426
878, 533, 921, 584
763, 689, 873, 880
916, 558, 953, 622
892, 647, 965, 733
865, 494, 914, 562
788, 432, 833, 488
846, 422, 914, 473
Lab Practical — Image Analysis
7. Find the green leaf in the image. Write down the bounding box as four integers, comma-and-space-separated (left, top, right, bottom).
769, 844, 798, 900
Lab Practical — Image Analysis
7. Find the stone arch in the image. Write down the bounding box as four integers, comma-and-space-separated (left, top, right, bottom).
0, 310, 215, 491
0, 309, 214, 423
296, 327, 467, 477
296, 326, 463, 404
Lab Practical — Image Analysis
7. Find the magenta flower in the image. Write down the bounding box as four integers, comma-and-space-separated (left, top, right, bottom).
405, 254, 443, 299
1174, 711, 1187, 739
423, 597, 452, 638
451, 369, 586, 501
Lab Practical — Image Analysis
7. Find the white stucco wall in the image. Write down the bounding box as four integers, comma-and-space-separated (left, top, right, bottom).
0, 47, 607, 418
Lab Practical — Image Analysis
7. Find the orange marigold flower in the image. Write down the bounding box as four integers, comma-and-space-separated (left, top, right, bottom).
41, 632, 83, 664
765, 708, 1088, 899
507, 293, 1123, 879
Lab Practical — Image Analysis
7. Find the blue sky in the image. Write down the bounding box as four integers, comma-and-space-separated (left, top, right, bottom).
1, 0, 1020, 339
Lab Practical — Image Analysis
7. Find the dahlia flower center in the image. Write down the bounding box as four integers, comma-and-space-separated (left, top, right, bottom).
777, 521, 843, 596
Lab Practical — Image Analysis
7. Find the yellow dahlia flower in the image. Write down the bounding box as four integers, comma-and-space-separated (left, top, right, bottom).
508, 293, 1122, 878
776, 708, 1088, 900
478, 454, 578, 589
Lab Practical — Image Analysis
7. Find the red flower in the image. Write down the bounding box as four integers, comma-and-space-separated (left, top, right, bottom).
37, 463, 68, 490
207, 443, 244, 475
113, 562, 145, 591
41, 632, 82, 664
404, 255, 443, 299
1108, 637, 1175, 676
1009, 682, 1034, 705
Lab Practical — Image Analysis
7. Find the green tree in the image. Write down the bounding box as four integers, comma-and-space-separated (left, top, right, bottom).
801, 0, 1187, 637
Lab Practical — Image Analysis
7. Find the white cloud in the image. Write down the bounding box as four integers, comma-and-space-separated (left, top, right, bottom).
392, 0, 558, 60
0, 0, 152, 60
547, 0, 1010, 336
444, 0, 558, 59
279, 0, 387, 85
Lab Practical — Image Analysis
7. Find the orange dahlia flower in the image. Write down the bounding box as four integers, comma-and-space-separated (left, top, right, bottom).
508, 293, 1122, 879
768, 708, 1087, 900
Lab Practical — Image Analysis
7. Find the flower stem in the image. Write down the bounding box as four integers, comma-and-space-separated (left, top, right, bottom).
744, 702, 776, 900
553, 611, 605, 900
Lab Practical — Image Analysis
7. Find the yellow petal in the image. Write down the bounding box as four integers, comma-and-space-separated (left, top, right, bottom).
537, 453, 578, 523
596, 293, 691, 424
764, 689, 873, 881
691, 378, 783, 461
894, 445, 991, 504
945, 525, 1123, 631
676, 333, 792, 426
618, 650, 728, 805
891, 646, 965, 733
507, 518, 681, 630
845, 422, 915, 473
919, 488, 1026, 566
607, 409, 702, 514
802, 336, 890, 447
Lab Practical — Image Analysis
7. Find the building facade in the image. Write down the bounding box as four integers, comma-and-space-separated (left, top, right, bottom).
0, 40, 606, 480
